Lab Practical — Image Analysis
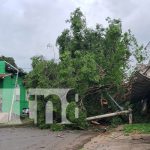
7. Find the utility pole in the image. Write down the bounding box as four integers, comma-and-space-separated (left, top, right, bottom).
4, 61, 19, 121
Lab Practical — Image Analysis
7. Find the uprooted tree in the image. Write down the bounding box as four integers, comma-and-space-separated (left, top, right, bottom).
26, 8, 146, 129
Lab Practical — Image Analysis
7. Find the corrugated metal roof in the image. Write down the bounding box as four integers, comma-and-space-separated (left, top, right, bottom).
131, 65, 150, 101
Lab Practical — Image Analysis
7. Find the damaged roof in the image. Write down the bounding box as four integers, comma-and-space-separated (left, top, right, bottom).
0, 74, 12, 79
131, 64, 150, 101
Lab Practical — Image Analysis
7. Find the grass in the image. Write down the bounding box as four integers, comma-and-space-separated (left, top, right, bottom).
124, 123, 150, 134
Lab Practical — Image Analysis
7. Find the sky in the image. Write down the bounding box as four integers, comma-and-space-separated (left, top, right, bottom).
0, 0, 150, 71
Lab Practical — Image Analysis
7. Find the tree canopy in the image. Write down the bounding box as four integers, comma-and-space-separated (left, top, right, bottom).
26, 7, 146, 102
26, 8, 146, 127
56, 8, 145, 96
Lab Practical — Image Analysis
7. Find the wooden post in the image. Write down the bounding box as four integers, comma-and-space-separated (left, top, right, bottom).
86, 109, 133, 124
128, 108, 132, 124
86, 110, 130, 121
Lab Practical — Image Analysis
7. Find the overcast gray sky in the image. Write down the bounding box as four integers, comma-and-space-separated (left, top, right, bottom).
0, 0, 149, 71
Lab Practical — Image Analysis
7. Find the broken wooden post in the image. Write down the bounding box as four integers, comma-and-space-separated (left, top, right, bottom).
86, 110, 130, 121
86, 109, 133, 124
128, 108, 132, 124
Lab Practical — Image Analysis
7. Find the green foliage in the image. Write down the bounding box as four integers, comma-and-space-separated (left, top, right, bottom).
26, 8, 147, 129
59, 51, 100, 96
37, 97, 47, 129
124, 123, 150, 134
37, 95, 62, 129
111, 116, 123, 127
57, 8, 145, 96
124, 101, 132, 109
83, 93, 102, 117
50, 123, 64, 131
26, 56, 59, 88
66, 102, 88, 129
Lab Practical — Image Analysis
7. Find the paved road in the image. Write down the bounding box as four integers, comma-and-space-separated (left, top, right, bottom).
0, 127, 95, 150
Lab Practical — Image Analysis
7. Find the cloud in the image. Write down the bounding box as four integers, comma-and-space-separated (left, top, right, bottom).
86, 0, 150, 45
103, 0, 137, 18
0, 0, 75, 70
0, 0, 149, 70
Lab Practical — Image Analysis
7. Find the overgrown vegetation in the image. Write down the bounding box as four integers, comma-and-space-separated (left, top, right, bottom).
66, 102, 88, 129
124, 123, 150, 134
26, 8, 146, 130
111, 116, 123, 127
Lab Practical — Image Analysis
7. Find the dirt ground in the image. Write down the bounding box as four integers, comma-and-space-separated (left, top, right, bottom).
83, 128, 150, 150
0, 127, 96, 150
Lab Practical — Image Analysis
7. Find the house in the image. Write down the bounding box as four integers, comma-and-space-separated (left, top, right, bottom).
0, 61, 28, 117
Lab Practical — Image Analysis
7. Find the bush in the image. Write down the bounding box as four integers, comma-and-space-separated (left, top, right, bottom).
66, 102, 88, 129
111, 116, 123, 127
50, 123, 64, 131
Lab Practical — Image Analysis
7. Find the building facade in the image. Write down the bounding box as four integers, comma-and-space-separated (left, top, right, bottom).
0, 61, 28, 116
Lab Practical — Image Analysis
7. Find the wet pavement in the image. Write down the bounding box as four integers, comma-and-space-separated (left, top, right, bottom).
0, 127, 95, 150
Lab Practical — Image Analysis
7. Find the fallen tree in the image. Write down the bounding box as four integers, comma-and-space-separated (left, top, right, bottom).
26, 8, 146, 129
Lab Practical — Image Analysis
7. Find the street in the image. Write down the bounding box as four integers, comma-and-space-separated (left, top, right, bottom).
0, 127, 95, 150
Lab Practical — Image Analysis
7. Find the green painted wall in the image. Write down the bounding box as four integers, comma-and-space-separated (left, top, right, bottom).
0, 61, 28, 115
0, 61, 6, 74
